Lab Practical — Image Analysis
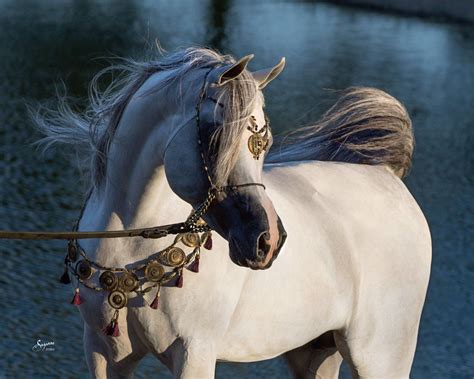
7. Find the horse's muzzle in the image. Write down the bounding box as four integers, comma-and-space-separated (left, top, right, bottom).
230, 216, 287, 270
251, 217, 287, 269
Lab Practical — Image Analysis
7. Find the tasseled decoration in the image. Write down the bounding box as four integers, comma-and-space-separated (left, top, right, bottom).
150, 295, 160, 309
204, 234, 212, 250
187, 255, 200, 273
103, 310, 120, 337
150, 286, 160, 309
176, 270, 184, 288
71, 287, 83, 305
59, 266, 71, 284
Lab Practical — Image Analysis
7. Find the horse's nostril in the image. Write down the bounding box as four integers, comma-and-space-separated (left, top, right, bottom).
257, 231, 271, 260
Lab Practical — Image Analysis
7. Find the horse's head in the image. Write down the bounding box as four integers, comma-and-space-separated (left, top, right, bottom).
164, 54, 287, 269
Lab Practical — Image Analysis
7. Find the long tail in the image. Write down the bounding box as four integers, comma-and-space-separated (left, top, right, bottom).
267, 87, 414, 178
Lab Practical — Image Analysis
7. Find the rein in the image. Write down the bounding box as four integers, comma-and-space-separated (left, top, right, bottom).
0, 224, 189, 241
0, 185, 263, 241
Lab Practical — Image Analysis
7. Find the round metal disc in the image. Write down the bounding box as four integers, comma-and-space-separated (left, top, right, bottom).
248, 134, 265, 159
118, 272, 139, 292
76, 260, 92, 280
67, 243, 78, 261
181, 233, 200, 248
99, 270, 118, 291
164, 247, 186, 267
144, 262, 164, 282
108, 290, 127, 309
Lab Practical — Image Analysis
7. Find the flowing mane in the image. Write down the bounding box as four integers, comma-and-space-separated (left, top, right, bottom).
34, 46, 413, 196
34, 47, 262, 188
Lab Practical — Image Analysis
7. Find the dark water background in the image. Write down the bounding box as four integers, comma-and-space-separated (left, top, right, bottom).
0, 0, 473, 378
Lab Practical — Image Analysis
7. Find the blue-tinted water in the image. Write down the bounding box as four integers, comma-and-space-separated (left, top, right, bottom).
0, 0, 473, 377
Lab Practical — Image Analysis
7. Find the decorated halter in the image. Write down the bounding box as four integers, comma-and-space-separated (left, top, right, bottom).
58, 67, 269, 337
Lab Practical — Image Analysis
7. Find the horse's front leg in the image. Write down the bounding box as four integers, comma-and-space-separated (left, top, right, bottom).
83, 317, 147, 379
170, 338, 216, 379
84, 324, 109, 378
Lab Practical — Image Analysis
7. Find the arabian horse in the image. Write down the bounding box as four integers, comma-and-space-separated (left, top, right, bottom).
36, 48, 431, 378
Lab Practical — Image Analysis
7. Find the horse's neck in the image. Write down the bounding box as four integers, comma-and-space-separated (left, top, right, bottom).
101, 69, 204, 217
102, 74, 177, 216
78, 73, 196, 265
80, 164, 193, 267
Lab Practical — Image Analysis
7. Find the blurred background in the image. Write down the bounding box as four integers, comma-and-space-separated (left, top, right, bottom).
0, 0, 473, 378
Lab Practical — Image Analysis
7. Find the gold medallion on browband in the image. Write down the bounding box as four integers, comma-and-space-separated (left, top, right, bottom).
247, 115, 269, 160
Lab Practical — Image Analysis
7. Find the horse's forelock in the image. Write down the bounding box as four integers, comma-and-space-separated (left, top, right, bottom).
210, 71, 262, 187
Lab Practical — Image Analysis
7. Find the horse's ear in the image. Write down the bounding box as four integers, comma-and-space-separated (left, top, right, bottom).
217, 54, 254, 86
252, 57, 286, 89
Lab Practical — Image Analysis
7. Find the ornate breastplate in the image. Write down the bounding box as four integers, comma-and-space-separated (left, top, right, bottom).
61, 230, 213, 337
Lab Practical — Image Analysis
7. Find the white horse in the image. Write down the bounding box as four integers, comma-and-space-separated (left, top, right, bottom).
37, 47, 431, 378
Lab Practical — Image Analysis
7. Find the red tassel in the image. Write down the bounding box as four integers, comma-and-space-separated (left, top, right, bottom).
71, 288, 83, 305
187, 256, 200, 273
150, 285, 161, 309
150, 295, 160, 309
103, 320, 120, 337
204, 234, 212, 250
176, 271, 183, 288
111, 321, 120, 337
103, 311, 120, 337
103, 323, 113, 336
150, 287, 160, 309
59, 267, 71, 284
